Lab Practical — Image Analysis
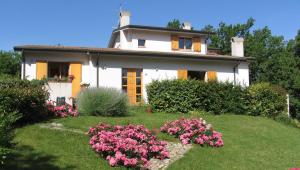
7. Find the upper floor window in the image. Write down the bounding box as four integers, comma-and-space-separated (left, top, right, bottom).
138, 39, 146, 47
179, 37, 192, 50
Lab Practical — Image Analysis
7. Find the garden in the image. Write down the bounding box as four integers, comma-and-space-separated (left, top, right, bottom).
1, 76, 300, 170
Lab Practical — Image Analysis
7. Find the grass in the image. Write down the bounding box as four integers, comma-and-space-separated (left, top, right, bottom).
5, 107, 300, 170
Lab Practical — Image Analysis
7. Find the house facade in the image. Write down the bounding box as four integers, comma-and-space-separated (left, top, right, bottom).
14, 11, 251, 104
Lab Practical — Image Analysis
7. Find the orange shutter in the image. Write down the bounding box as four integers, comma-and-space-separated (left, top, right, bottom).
70, 63, 82, 97
171, 35, 179, 50
193, 37, 201, 52
178, 70, 188, 80
36, 61, 48, 80
207, 71, 217, 81
127, 68, 136, 104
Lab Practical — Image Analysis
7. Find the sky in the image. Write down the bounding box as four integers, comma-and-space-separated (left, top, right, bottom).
0, 0, 299, 51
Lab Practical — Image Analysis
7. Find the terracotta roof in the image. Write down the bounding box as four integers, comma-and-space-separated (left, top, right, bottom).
14, 45, 252, 62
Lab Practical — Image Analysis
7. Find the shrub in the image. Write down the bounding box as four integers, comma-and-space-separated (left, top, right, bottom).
0, 108, 19, 166
147, 80, 287, 118
147, 79, 247, 114
247, 83, 286, 118
46, 100, 79, 117
161, 118, 224, 147
88, 123, 169, 168
0, 76, 49, 124
77, 87, 128, 116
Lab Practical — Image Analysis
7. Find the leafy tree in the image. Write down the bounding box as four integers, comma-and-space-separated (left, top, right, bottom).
0, 51, 21, 76
167, 19, 182, 29
295, 29, 300, 58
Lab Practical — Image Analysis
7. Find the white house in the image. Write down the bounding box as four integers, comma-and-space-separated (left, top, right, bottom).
14, 11, 251, 105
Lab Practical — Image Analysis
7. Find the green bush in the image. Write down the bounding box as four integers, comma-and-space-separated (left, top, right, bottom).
147, 79, 247, 114
247, 83, 286, 118
0, 108, 19, 166
77, 87, 128, 116
147, 80, 287, 117
0, 76, 49, 124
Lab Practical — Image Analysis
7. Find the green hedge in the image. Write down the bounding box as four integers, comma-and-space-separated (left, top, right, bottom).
0, 76, 49, 124
147, 79, 286, 117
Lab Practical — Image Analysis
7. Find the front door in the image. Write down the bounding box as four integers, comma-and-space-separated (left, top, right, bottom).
122, 68, 143, 104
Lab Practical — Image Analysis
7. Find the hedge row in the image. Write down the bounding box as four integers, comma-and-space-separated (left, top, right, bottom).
147, 79, 287, 118
0, 75, 49, 124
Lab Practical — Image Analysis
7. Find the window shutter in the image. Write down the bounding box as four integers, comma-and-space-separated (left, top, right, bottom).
207, 71, 217, 81
193, 37, 201, 52
70, 63, 82, 97
178, 70, 188, 79
171, 35, 179, 50
36, 61, 48, 80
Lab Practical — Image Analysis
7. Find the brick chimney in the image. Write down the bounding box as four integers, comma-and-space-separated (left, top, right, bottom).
231, 37, 244, 57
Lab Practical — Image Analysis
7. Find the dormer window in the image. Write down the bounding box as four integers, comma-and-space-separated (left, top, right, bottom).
138, 39, 146, 47
179, 37, 192, 50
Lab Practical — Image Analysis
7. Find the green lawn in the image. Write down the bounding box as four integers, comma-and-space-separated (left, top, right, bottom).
5, 107, 300, 170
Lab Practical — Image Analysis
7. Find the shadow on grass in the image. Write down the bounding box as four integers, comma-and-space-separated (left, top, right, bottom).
4, 145, 75, 170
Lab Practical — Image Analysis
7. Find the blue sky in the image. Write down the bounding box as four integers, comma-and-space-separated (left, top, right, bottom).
0, 0, 299, 51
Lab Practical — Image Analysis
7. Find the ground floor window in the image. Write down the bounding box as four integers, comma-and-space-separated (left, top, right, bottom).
121, 68, 143, 104
48, 62, 70, 81
188, 71, 206, 81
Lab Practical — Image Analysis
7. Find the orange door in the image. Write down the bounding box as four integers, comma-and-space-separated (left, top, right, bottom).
70, 63, 82, 97
122, 68, 143, 104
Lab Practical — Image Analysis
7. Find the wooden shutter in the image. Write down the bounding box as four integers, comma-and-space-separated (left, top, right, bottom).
193, 37, 201, 52
70, 63, 82, 97
171, 35, 179, 50
36, 61, 47, 80
207, 71, 217, 81
127, 68, 136, 104
178, 70, 188, 80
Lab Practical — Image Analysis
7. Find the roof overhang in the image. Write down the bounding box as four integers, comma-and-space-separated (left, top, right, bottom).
14, 45, 253, 62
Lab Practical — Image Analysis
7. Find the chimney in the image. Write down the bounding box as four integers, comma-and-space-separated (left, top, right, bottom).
231, 37, 244, 57
183, 22, 192, 30
119, 11, 131, 27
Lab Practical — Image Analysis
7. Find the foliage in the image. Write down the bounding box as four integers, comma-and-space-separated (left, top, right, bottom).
77, 87, 128, 116
46, 101, 78, 117
0, 76, 49, 124
0, 109, 19, 166
247, 83, 287, 118
0, 51, 21, 76
161, 118, 223, 147
202, 19, 300, 121
147, 79, 247, 114
147, 80, 287, 118
166, 19, 182, 29
88, 123, 169, 168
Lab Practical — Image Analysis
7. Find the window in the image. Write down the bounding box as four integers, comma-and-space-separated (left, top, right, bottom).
179, 37, 192, 50
122, 69, 128, 93
188, 71, 206, 81
136, 69, 142, 102
138, 39, 146, 47
48, 62, 70, 80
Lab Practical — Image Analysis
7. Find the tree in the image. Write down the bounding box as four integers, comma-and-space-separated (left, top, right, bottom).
294, 29, 300, 58
0, 51, 21, 76
166, 19, 182, 29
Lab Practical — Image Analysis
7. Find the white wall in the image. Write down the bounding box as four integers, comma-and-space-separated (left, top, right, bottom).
237, 62, 249, 86
117, 30, 207, 55
99, 68, 122, 89
46, 82, 72, 104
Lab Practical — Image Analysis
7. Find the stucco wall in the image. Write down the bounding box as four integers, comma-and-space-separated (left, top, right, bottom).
46, 82, 72, 104
117, 30, 207, 55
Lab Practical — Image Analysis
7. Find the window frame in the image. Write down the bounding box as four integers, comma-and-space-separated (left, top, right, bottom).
138, 39, 146, 48
47, 62, 70, 82
178, 37, 193, 51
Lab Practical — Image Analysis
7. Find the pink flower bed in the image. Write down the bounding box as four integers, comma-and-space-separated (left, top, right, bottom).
46, 101, 79, 117
88, 123, 169, 168
160, 118, 224, 147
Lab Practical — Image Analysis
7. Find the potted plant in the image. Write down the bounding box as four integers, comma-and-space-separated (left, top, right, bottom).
68, 75, 75, 82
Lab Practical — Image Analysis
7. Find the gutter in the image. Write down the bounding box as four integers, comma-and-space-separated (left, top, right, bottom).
96, 53, 100, 87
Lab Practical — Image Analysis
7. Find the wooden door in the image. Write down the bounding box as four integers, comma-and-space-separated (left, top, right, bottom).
122, 68, 143, 104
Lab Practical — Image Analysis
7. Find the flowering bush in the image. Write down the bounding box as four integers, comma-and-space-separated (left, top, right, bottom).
88, 123, 169, 168
161, 118, 224, 147
46, 101, 78, 117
